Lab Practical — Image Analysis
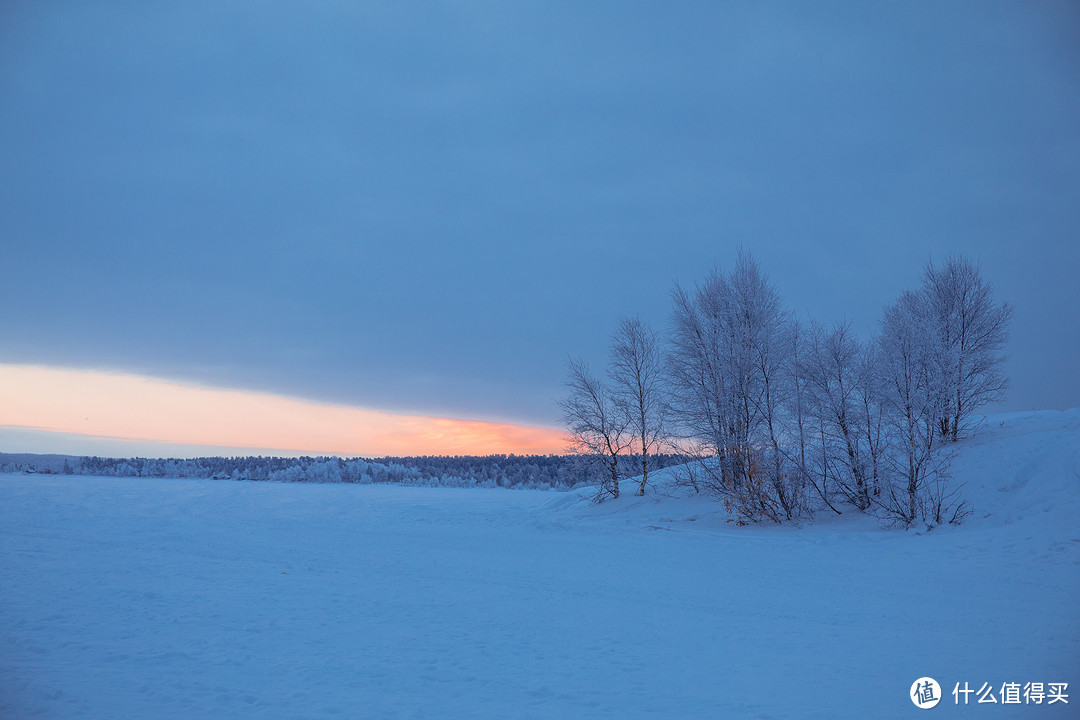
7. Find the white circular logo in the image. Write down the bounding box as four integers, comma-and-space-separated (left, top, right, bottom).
911, 677, 942, 709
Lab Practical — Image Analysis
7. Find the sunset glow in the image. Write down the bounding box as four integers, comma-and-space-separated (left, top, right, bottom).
0, 365, 566, 456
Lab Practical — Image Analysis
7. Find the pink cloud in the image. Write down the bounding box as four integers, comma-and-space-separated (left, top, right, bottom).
0, 365, 566, 456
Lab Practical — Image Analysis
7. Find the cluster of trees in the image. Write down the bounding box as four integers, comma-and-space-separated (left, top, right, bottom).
3, 453, 687, 492
561, 253, 1011, 526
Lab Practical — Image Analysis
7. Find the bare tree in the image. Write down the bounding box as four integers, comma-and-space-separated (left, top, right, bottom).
609, 316, 667, 496
922, 256, 1012, 441
786, 318, 838, 515
667, 274, 733, 493
798, 321, 872, 510
559, 357, 632, 500
667, 252, 805, 522
555, 250, 1002, 525
741, 272, 805, 521
856, 339, 887, 501
877, 291, 959, 525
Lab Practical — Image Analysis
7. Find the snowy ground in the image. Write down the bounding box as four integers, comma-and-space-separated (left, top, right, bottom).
1, 410, 1077, 719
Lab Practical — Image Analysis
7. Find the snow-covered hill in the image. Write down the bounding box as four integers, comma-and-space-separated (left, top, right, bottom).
1, 410, 1076, 719
553, 408, 1080, 537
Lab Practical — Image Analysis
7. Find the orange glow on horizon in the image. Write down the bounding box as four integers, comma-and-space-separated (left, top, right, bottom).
0, 364, 567, 456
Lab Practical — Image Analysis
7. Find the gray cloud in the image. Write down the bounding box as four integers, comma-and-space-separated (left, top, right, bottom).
2, 1, 1078, 424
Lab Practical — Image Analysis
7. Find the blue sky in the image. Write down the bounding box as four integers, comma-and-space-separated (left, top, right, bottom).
1, 1, 1078, 454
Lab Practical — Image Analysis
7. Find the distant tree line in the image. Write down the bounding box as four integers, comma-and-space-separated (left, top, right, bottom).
561, 252, 1011, 527
1, 453, 688, 492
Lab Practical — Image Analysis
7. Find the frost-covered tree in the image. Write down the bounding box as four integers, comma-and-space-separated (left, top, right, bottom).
921, 256, 1012, 441
668, 273, 733, 489
553, 250, 1006, 524
667, 252, 806, 522
741, 273, 806, 521
668, 265, 753, 492
876, 291, 961, 525
798, 321, 874, 510
856, 339, 888, 504
559, 357, 632, 499
785, 318, 833, 514
609, 316, 667, 496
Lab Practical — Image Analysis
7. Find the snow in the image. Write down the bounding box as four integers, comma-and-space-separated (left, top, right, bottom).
1, 410, 1077, 718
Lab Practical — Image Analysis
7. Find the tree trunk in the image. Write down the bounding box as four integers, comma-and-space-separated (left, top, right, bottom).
637, 455, 648, 495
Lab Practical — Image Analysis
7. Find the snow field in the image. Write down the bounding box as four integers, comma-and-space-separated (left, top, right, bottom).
1, 409, 1077, 718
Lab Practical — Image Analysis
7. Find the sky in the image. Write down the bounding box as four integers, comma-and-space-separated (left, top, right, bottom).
1, 1, 1078, 457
